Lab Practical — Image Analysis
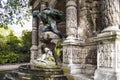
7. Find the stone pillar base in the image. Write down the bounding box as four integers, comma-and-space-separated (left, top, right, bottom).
94, 26, 120, 80
63, 64, 82, 74
63, 36, 85, 75
94, 69, 120, 80
30, 45, 38, 64
63, 64, 96, 75
66, 74, 93, 80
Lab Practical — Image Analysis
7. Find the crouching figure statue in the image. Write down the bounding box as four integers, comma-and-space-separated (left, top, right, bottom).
33, 7, 65, 39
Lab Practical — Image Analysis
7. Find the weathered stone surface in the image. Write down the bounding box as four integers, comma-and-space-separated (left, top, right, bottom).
40, 31, 60, 44
30, 0, 120, 79
66, 0, 77, 38
31, 16, 39, 64
38, 2, 46, 55
30, 45, 38, 63
94, 26, 120, 80
100, 0, 120, 27
78, 0, 101, 38
66, 74, 93, 80
32, 17, 38, 45
63, 37, 97, 75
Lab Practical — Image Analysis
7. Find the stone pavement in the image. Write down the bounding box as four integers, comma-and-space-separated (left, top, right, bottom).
0, 63, 30, 71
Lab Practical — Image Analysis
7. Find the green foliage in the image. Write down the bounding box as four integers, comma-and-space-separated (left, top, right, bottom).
0, 25, 8, 29
0, 29, 32, 64
0, 53, 8, 64
17, 53, 30, 63
6, 31, 22, 53
20, 30, 32, 54
0, 0, 31, 26
0, 52, 19, 64
55, 40, 62, 57
6, 52, 19, 63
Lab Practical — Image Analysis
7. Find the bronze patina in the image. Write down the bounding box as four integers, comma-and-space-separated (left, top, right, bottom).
33, 7, 65, 38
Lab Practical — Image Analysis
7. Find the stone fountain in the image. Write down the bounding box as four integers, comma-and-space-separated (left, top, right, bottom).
2, 7, 67, 80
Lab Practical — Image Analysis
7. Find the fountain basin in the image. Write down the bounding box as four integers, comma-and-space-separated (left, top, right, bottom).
3, 65, 67, 80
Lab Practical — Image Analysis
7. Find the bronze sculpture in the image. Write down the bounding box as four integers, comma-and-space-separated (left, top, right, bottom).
33, 7, 65, 39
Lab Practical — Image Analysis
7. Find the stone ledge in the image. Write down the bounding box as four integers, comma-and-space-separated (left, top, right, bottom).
66, 74, 94, 80
0, 63, 30, 71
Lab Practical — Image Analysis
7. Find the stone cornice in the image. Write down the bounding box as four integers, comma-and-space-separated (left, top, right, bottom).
66, 0, 77, 8
30, 0, 57, 9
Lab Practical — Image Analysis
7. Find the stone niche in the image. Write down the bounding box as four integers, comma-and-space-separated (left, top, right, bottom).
30, 0, 99, 80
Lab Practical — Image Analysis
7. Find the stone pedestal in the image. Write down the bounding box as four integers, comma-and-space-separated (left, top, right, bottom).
63, 36, 84, 74
63, 0, 82, 74
30, 45, 38, 64
94, 26, 120, 80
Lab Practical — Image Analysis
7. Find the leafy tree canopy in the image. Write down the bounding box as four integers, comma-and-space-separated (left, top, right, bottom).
0, 0, 31, 27
0, 28, 31, 64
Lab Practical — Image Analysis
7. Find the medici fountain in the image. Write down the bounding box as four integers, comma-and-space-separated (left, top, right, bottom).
3, 7, 68, 80
3, 0, 120, 80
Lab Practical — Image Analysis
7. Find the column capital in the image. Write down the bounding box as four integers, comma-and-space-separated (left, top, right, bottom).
66, 0, 77, 7
66, 0, 77, 2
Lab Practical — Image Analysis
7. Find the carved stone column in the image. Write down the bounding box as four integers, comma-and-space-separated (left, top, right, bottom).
94, 26, 120, 80
63, 0, 83, 74
30, 16, 38, 64
38, 1, 46, 55
100, 0, 120, 28
66, 0, 77, 39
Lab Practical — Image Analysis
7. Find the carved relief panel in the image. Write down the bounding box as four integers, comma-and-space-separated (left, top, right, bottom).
97, 43, 115, 68
116, 41, 120, 68
72, 46, 82, 64
63, 45, 82, 64
63, 45, 88, 64
63, 46, 70, 64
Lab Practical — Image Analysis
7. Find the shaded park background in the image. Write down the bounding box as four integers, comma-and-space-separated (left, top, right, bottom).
0, 0, 32, 64
0, 28, 32, 64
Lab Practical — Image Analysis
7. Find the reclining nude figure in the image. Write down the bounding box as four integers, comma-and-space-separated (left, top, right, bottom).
33, 46, 58, 68
33, 7, 65, 39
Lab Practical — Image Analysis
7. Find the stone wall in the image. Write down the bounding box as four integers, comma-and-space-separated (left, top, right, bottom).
76, 0, 98, 76
57, 21, 66, 37
78, 0, 93, 39
78, 0, 102, 39
78, 0, 120, 38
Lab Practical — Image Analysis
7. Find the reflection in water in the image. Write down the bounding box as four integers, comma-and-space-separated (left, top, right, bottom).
0, 71, 11, 80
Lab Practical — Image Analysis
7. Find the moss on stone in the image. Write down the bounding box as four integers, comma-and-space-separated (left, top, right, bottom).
62, 67, 70, 73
